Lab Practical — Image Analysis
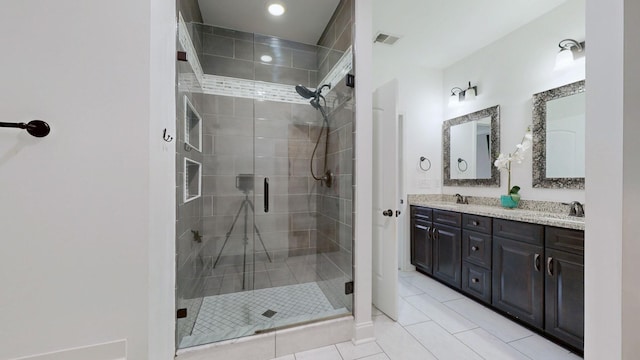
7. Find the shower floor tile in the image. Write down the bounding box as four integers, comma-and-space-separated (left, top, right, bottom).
181, 282, 347, 347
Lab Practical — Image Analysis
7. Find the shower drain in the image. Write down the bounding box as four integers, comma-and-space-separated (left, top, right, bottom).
262, 309, 277, 318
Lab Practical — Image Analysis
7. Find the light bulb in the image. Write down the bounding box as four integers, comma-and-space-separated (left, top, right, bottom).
555, 49, 575, 70
268, 3, 285, 16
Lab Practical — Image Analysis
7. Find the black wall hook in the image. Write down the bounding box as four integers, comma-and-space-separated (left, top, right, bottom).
163, 128, 173, 142
0, 120, 50, 137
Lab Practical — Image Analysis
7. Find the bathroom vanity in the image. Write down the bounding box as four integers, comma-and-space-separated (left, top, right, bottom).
409, 199, 584, 352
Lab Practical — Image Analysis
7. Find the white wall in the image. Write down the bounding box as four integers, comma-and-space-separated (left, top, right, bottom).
0, 1, 175, 359
442, 0, 585, 202
585, 0, 640, 358
353, 0, 375, 343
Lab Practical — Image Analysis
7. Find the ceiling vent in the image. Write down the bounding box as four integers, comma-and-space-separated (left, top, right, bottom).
374, 32, 401, 45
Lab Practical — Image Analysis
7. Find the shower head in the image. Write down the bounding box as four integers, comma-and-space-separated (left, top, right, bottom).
295, 85, 316, 99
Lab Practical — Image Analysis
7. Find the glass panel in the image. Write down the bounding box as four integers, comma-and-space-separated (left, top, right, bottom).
176, 0, 355, 348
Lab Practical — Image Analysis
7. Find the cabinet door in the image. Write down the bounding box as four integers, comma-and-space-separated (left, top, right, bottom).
545, 248, 584, 350
492, 236, 544, 328
411, 218, 432, 274
433, 224, 462, 288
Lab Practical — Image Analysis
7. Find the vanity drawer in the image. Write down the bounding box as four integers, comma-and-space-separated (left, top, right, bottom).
493, 219, 544, 246
463, 214, 492, 234
462, 262, 492, 304
462, 230, 492, 268
433, 209, 462, 227
546, 227, 584, 255
411, 206, 433, 221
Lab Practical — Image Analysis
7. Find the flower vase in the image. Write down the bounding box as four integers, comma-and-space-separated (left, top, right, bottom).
500, 195, 519, 208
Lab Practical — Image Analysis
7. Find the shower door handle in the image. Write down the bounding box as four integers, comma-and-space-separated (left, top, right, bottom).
264, 177, 269, 213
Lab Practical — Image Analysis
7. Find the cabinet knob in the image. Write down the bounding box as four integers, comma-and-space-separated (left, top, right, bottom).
471, 246, 479, 251
472, 220, 479, 226
471, 278, 479, 283
382, 209, 393, 217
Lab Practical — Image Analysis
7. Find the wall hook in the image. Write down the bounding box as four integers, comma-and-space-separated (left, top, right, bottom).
419, 156, 431, 171
163, 128, 173, 142
0, 120, 50, 138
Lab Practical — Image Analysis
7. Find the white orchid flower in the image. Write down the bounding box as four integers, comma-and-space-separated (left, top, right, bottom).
494, 127, 533, 196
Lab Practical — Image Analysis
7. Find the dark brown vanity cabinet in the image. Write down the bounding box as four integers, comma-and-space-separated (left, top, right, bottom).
409, 205, 584, 351
545, 227, 584, 350
492, 219, 545, 328
461, 214, 492, 303
432, 209, 462, 288
410, 207, 433, 274
410, 207, 462, 287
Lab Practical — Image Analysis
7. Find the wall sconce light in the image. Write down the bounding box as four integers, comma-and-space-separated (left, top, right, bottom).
463, 81, 477, 101
449, 81, 478, 104
555, 39, 585, 70
449, 87, 464, 105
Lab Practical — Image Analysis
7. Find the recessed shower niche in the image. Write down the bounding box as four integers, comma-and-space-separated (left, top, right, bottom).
183, 158, 201, 203
184, 95, 202, 152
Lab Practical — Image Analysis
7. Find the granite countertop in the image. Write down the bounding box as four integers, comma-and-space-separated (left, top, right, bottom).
408, 196, 585, 231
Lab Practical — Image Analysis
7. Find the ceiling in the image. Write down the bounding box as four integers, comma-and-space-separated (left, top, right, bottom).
198, 0, 569, 68
373, 0, 568, 69
198, 0, 341, 45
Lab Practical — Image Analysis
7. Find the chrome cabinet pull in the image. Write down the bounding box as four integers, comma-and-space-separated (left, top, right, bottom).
471, 278, 479, 283
547, 257, 554, 276
534, 253, 541, 272
471, 246, 479, 252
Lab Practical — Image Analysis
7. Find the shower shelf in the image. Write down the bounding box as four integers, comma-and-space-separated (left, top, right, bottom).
184, 158, 202, 203
184, 95, 202, 152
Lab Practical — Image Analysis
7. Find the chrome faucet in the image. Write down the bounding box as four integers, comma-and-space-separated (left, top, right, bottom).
563, 201, 585, 217
455, 193, 468, 204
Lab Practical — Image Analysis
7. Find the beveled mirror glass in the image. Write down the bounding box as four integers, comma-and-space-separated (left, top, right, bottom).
443, 105, 500, 187
532, 80, 585, 188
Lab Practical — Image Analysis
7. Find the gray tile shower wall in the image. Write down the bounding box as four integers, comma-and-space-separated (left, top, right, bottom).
178, 0, 203, 23
196, 95, 322, 296
193, 24, 319, 87
312, 0, 355, 311
317, 0, 353, 82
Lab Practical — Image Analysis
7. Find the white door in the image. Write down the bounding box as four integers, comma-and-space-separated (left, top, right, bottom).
372, 79, 400, 320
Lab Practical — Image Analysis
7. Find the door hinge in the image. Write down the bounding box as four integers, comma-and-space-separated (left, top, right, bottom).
177, 51, 188, 62
346, 74, 355, 88
177, 308, 187, 319
345, 281, 354, 295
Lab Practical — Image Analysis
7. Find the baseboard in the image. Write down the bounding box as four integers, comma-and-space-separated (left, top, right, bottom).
11, 340, 126, 360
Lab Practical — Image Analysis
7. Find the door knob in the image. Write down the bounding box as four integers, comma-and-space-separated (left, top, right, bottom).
382, 209, 393, 217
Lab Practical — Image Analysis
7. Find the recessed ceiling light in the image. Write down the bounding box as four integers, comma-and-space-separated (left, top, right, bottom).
268, 3, 285, 16
260, 55, 273, 63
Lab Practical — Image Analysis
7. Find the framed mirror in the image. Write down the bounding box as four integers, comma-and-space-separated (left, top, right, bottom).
532, 80, 585, 189
443, 105, 500, 187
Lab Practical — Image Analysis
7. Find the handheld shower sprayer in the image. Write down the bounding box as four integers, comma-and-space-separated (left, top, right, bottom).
295, 83, 333, 187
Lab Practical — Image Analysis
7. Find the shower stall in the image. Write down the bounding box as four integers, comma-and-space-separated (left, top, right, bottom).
174, 0, 355, 350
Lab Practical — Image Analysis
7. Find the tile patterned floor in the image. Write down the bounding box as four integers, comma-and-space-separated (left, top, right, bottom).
193, 282, 335, 336
268, 271, 583, 360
